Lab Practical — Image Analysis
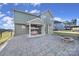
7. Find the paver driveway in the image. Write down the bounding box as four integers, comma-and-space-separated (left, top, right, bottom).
0, 34, 79, 56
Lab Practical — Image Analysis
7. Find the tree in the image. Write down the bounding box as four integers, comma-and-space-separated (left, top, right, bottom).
71, 19, 77, 25
63, 20, 74, 30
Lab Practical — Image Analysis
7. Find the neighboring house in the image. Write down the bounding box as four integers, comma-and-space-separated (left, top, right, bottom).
64, 19, 77, 30
77, 19, 79, 26
53, 20, 65, 30
14, 9, 53, 37
71, 26, 79, 32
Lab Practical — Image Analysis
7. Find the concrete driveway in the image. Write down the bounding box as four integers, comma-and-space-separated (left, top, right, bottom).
0, 34, 79, 56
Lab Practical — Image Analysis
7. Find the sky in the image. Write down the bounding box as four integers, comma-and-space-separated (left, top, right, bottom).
0, 3, 79, 29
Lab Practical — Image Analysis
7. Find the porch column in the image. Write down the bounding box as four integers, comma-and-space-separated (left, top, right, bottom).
29, 22, 31, 37
41, 24, 45, 35
43, 24, 45, 35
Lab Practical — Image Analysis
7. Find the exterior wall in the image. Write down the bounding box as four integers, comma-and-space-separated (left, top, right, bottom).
14, 10, 39, 24
41, 11, 53, 34
14, 24, 29, 36
54, 23, 64, 30
48, 25, 53, 34
14, 10, 39, 36
77, 19, 79, 26
41, 24, 45, 35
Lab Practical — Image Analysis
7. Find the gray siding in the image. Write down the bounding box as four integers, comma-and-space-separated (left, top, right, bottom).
14, 10, 39, 24
15, 24, 29, 36
41, 11, 53, 34
14, 10, 39, 36
54, 23, 65, 30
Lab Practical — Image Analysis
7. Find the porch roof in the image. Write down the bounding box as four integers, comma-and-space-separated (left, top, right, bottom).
26, 18, 44, 25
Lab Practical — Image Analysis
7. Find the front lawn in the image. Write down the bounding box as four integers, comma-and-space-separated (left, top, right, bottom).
53, 30, 79, 37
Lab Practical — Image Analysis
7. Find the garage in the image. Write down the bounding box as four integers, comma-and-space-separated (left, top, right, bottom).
15, 24, 29, 36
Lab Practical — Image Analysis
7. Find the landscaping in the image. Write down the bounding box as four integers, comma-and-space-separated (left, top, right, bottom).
0, 31, 13, 44
53, 30, 79, 37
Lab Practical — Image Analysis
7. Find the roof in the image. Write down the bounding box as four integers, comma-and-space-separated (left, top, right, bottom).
26, 18, 44, 25
14, 9, 41, 24
71, 25, 79, 28
14, 9, 53, 25
54, 20, 62, 23
40, 9, 53, 18
14, 9, 40, 18
14, 9, 53, 18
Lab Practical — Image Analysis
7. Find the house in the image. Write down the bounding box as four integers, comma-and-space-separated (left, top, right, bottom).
64, 19, 77, 30
14, 9, 53, 37
53, 20, 65, 30
71, 26, 79, 32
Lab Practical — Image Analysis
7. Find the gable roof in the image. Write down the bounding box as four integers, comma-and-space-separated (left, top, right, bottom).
54, 20, 62, 23
14, 9, 40, 18
14, 9, 53, 25
27, 18, 44, 25
40, 9, 53, 18
14, 9, 53, 18
14, 9, 40, 24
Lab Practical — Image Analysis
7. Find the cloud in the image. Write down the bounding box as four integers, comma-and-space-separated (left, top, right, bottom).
2, 16, 13, 24
0, 3, 7, 6
3, 23, 14, 29
0, 4, 3, 7
3, 3, 7, 5
30, 9, 40, 14
0, 3, 8, 9
7, 11, 10, 14
25, 10, 28, 12
54, 17, 65, 22
1, 16, 14, 29
0, 12, 5, 18
30, 3, 40, 7
0, 4, 3, 9
0, 12, 2, 14
14, 3, 18, 5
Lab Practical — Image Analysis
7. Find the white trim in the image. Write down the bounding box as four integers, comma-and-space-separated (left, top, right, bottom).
28, 23, 31, 37
27, 18, 46, 37
28, 24, 45, 37
27, 18, 44, 24
43, 24, 46, 35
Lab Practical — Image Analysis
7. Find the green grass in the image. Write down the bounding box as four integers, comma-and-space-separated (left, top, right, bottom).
53, 30, 79, 37
0, 31, 13, 44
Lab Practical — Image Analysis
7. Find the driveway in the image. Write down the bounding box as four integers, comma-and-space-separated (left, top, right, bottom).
0, 34, 79, 56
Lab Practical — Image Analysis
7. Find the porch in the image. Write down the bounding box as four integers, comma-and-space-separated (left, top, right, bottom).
27, 18, 45, 37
